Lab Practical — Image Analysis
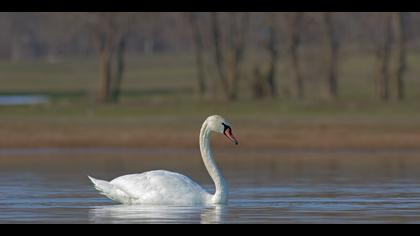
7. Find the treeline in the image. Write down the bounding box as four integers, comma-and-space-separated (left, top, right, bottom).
0, 12, 417, 103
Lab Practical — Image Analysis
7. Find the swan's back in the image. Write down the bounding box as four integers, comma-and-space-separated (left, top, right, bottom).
90, 170, 212, 205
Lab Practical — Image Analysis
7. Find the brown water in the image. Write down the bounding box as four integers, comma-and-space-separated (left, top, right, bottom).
1, 147, 420, 224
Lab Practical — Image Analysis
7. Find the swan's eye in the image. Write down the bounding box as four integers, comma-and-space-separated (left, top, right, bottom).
222, 123, 230, 132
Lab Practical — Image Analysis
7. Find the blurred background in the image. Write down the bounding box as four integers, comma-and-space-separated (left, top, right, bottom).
0, 12, 419, 150
1, 12, 420, 223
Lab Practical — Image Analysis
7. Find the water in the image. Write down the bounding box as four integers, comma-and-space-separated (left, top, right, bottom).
0, 95, 49, 105
1, 147, 420, 223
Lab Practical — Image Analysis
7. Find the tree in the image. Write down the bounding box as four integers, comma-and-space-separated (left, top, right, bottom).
111, 36, 127, 102
186, 12, 207, 98
79, 13, 137, 104
210, 12, 250, 101
370, 13, 393, 101
367, 12, 408, 102
265, 13, 280, 98
392, 12, 407, 101
286, 12, 305, 100
0, 13, 41, 62
322, 12, 340, 99
252, 13, 279, 99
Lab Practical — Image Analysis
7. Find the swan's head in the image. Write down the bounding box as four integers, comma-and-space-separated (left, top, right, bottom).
206, 115, 239, 145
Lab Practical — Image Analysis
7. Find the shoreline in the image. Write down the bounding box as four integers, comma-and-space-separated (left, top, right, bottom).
2, 146, 420, 157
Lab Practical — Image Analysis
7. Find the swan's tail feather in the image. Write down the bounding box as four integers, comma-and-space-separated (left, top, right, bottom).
88, 176, 130, 204
88, 176, 113, 194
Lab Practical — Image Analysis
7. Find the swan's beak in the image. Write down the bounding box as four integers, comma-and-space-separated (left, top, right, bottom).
224, 127, 239, 145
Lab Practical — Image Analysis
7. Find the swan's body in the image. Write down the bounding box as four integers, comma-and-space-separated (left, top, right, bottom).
88, 115, 238, 206
89, 171, 212, 205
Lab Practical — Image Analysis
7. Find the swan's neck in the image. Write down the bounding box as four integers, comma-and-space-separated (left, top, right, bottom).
200, 122, 228, 203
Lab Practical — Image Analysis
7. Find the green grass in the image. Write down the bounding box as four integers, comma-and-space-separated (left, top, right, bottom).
0, 50, 419, 123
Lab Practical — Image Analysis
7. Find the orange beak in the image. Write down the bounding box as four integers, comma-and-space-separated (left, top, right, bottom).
224, 127, 239, 145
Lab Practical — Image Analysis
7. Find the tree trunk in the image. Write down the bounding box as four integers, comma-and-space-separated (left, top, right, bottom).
393, 12, 407, 101
111, 37, 126, 103
289, 13, 304, 100
252, 67, 266, 99
228, 58, 240, 100
253, 13, 278, 100
323, 12, 339, 99
375, 13, 392, 101
210, 12, 230, 98
211, 12, 249, 101
87, 13, 134, 104
187, 13, 207, 98
228, 13, 250, 101
266, 13, 279, 98
97, 45, 113, 103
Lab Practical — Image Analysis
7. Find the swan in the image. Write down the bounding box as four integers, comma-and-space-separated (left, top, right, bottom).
88, 115, 238, 206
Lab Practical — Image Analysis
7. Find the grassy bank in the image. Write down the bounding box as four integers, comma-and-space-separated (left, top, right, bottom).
0, 52, 419, 150
0, 99, 419, 150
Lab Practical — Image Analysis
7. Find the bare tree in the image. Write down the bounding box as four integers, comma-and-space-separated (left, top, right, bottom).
288, 12, 304, 100
252, 13, 279, 99
323, 12, 340, 99
1, 12, 417, 104
392, 12, 407, 101
79, 13, 136, 104
111, 36, 126, 103
227, 12, 250, 100
366, 12, 408, 102
186, 12, 207, 98
91, 13, 116, 103
1, 13, 41, 62
266, 13, 279, 98
374, 13, 392, 101
35, 13, 71, 63
211, 12, 230, 98
210, 12, 250, 101
252, 67, 267, 98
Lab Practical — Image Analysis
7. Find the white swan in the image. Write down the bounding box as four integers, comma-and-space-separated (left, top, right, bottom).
88, 115, 238, 206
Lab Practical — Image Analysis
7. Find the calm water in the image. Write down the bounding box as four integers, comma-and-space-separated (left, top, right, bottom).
1, 147, 420, 224
0, 95, 49, 105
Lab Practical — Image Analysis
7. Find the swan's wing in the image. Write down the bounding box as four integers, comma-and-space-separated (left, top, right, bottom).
110, 170, 211, 205
88, 176, 132, 204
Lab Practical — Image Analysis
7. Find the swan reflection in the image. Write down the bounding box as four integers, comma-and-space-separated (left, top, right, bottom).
89, 204, 226, 224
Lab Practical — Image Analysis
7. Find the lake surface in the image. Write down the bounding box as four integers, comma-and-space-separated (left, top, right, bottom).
1, 147, 420, 224
0, 95, 49, 105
